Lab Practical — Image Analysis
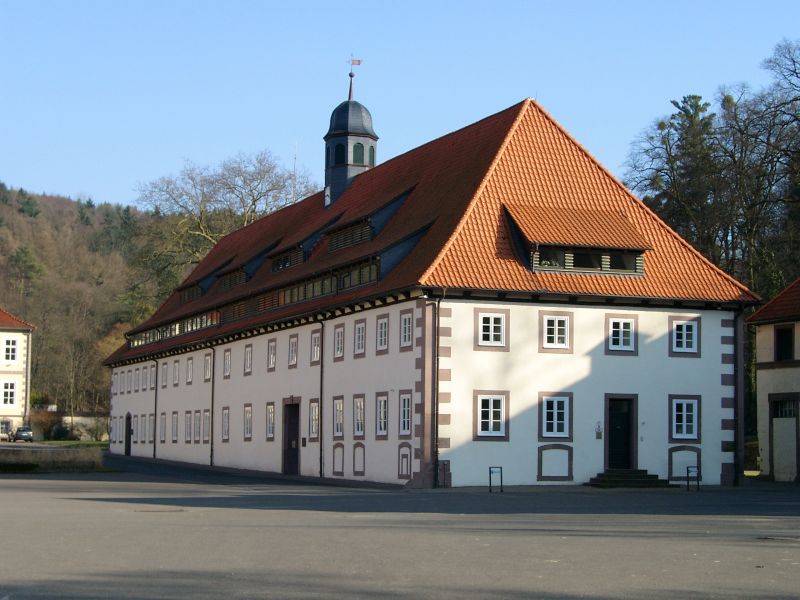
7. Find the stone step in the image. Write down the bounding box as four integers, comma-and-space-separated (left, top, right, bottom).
586, 469, 680, 488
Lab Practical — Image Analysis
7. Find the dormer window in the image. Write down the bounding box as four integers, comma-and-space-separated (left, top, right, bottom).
271, 248, 303, 272
533, 246, 643, 275
218, 268, 247, 291
329, 221, 373, 252
180, 285, 201, 304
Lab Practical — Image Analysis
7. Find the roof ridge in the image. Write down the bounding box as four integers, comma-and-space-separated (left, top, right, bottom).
526, 100, 760, 303
419, 99, 530, 285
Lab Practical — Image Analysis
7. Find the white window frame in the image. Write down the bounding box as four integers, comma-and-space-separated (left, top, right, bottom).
150, 364, 156, 390
672, 320, 698, 353
266, 403, 275, 440
310, 331, 321, 363
354, 321, 366, 356
112, 373, 117, 395
127, 369, 132, 393
267, 339, 277, 370
223, 349, 231, 377
542, 395, 569, 438
244, 344, 253, 374
309, 401, 319, 438
159, 413, 166, 443
609, 318, 635, 352
243, 404, 253, 440
221, 407, 230, 442
399, 392, 412, 436
204, 353, 212, 381
376, 394, 388, 436
3, 382, 15, 405
184, 412, 192, 443
376, 317, 389, 352
288, 336, 298, 367
161, 363, 167, 389
400, 312, 413, 348
171, 412, 178, 443
354, 396, 365, 437
203, 410, 210, 442
134, 368, 139, 392
186, 357, 193, 384
672, 398, 699, 440
172, 360, 179, 386
543, 316, 569, 349
333, 397, 344, 437
477, 394, 505, 437
334, 326, 345, 359
4, 339, 17, 361
194, 410, 201, 443
478, 312, 505, 346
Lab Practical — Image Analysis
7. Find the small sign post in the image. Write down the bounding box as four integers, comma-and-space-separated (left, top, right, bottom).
489, 466, 503, 493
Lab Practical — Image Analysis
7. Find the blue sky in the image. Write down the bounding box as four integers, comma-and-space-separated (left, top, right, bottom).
0, 0, 797, 206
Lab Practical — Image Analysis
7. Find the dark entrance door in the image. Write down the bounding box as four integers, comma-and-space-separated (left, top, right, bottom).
608, 398, 632, 469
124, 413, 132, 456
283, 403, 300, 475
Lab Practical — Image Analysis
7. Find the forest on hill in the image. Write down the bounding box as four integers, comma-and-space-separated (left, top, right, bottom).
0, 40, 797, 430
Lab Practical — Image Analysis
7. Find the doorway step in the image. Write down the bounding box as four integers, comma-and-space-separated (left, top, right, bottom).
586, 469, 678, 488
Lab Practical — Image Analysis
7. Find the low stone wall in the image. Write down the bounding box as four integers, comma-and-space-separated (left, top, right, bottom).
0, 446, 103, 471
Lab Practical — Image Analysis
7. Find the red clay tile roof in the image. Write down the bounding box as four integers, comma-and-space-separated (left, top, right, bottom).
747, 277, 800, 324
504, 204, 651, 250
0, 308, 34, 330
107, 99, 757, 365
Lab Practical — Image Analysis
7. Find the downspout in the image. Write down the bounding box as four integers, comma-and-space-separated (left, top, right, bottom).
152, 359, 158, 459
433, 295, 441, 488
734, 310, 745, 486
319, 320, 325, 478
24, 329, 32, 424
210, 347, 216, 466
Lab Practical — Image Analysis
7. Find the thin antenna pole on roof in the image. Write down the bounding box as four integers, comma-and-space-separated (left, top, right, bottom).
349, 55, 362, 100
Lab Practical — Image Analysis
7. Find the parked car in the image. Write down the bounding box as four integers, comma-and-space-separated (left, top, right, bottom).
12, 426, 34, 443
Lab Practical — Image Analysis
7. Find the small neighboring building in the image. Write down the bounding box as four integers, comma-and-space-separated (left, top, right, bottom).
748, 277, 800, 482
0, 308, 34, 437
105, 88, 758, 486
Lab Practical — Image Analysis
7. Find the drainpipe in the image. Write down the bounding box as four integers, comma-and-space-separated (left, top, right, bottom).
734, 310, 745, 486
210, 347, 216, 466
318, 320, 325, 478
152, 359, 158, 459
24, 329, 32, 425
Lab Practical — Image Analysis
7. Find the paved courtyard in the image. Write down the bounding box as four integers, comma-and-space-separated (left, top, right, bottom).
0, 456, 798, 599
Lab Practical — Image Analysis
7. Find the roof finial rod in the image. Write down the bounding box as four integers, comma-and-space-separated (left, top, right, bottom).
348, 55, 362, 101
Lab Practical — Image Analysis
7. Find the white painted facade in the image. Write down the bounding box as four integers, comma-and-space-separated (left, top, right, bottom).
754, 322, 799, 482
110, 296, 740, 486
1, 328, 32, 435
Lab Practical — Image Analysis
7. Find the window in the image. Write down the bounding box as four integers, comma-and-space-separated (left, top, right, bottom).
775, 325, 794, 362
185, 412, 192, 443
670, 317, 701, 356
221, 407, 230, 442
533, 246, 642, 274
399, 392, 412, 437
774, 398, 797, 418
203, 410, 210, 443
334, 325, 345, 360
141, 414, 147, 443
134, 368, 139, 392
186, 357, 193, 384
353, 395, 365, 439
223, 349, 231, 378
240, 343, 251, 375
354, 320, 366, 357
400, 310, 413, 350
4, 339, 16, 361
141, 367, 147, 391
161, 363, 167, 389
333, 397, 344, 439
112, 373, 117, 395
542, 395, 570, 438
369, 145, 376, 167
671, 396, 700, 441
132, 415, 138, 443
288, 335, 298, 368
310, 330, 321, 364
204, 353, 212, 381
606, 315, 638, 355
170, 360, 178, 386
376, 316, 389, 354
267, 339, 277, 371
127, 369, 132, 393
376, 393, 388, 438
266, 402, 275, 440
353, 142, 364, 165
477, 395, 506, 438
309, 399, 319, 441
475, 309, 509, 350
159, 413, 166, 443
540, 312, 572, 352
171, 412, 178, 443
334, 143, 345, 165
150, 364, 156, 389
194, 410, 201, 443
244, 404, 253, 441
3, 382, 15, 404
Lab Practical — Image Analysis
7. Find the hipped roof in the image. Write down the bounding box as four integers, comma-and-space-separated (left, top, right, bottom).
107, 99, 757, 365
0, 308, 34, 331
747, 277, 800, 325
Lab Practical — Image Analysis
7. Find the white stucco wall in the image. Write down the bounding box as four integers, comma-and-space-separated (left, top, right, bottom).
1, 330, 31, 431
437, 299, 736, 486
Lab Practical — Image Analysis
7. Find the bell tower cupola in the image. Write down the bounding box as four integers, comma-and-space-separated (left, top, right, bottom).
324, 67, 378, 206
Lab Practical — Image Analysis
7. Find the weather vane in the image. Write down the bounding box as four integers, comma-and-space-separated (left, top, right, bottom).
348, 55, 362, 100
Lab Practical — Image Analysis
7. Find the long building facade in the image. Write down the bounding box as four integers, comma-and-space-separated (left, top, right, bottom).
106, 90, 758, 486
0, 308, 33, 437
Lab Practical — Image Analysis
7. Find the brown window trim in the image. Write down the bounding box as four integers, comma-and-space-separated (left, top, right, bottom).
668, 445, 701, 481
473, 389, 510, 442
774, 323, 795, 362
473, 307, 510, 352
223, 349, 232, 379
604, 313, 639, 356
332, 442, 345, 476
160, 412, 166, 444
353, 394, 366, 440
184, 411, 192, 443
399, 309, 414, 352
375, 392, 389, 440
221, 406, 230, 442
375, 314, 390, 356
243, 343, 253, 376
333, 324, 345, 362
668, 315, 702, 358
267, 338, 277, 372
202, 409, 210, 444
537, 443, 574, 482
310, 329, 322, 366
266, 401, 276, 441
171, 411, 178, 443
186, 357, 193, 385
243, 403, 253, 442
538, 310, 574, 354
193, 410, 201, 443
332, 395, 344, 440
204, 353, 212, 382
353, 441, 366, 477
308, 398, 320, 442
398, 389, 413, 440
288, 334, 299, 369
397, 442, 413, 480
353, 318, 367, 359
173, 360, 180, 387
668, 394, 702, 443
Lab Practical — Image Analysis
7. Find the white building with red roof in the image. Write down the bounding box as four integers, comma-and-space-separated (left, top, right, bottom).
0, 308, 34, 438
105, 86, 758, 486
747, 277, 800, 482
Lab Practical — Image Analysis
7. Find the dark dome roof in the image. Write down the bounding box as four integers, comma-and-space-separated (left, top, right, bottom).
325, 100, 378, 140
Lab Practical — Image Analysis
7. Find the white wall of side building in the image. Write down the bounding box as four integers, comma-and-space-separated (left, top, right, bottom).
754, 322, 800, 480
436, 299, 737, 486
109, 300, 428, 485
1, 329, 31, 431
